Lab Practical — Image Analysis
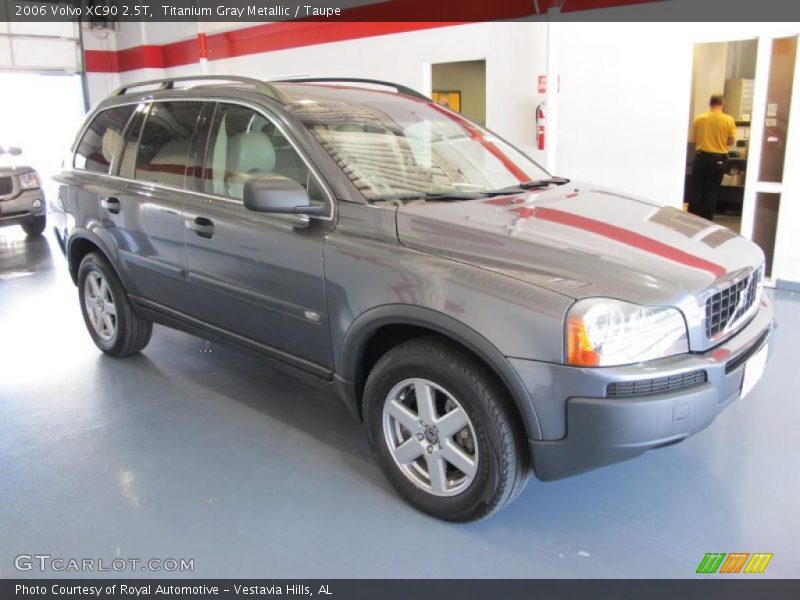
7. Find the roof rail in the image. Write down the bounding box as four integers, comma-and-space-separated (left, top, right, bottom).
110, 76, 289, 102
274, 77, 430, 101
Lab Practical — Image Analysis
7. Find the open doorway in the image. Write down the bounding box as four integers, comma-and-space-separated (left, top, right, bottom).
685, 40, 758, 234
0, 73, 85, 200
431, 60, 486, 125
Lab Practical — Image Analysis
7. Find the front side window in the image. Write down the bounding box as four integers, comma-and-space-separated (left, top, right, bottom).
74, 105, 136, 173
131, 101, 204, 188
282, 85, 549, 199
203, 103, 321, 204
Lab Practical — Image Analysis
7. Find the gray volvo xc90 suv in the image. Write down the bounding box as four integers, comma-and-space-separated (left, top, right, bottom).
54, 76, 773, 521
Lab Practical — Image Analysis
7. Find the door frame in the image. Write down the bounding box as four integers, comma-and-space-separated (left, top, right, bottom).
739, 32, 800, 285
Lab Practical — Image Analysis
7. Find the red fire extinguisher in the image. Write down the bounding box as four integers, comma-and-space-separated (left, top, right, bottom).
536, 103, 546, 151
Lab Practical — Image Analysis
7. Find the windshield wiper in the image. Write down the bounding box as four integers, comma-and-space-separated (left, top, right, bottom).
487, 177, 571, 195
520, 177, 570, 188
369, 191, 492, 202
368, 179, 571, 202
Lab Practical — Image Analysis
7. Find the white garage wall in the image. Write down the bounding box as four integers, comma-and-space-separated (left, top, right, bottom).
555, 22, 694, 207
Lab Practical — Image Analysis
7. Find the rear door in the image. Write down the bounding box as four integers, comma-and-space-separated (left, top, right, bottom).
67, 103, 140, 263
182, 101, 335, 374
111, 100, 211, 310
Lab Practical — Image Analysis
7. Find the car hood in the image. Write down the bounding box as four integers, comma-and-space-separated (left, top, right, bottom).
395, 183, 765, 305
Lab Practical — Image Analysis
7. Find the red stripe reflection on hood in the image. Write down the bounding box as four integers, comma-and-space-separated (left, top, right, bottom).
522, 206, 726, 278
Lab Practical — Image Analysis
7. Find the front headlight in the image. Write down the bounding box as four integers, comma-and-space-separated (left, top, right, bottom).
19, 171, 41, 190
566, 298, 689, 367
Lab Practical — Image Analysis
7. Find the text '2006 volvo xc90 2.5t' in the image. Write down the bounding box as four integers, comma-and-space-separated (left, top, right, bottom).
53, 76, 774, 521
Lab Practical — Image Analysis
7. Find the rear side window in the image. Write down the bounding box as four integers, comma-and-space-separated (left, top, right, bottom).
131, 101, 204, 188
74, 105, 136, 173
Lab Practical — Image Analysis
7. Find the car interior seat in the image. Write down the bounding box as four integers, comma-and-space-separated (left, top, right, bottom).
225, 131, 277, 199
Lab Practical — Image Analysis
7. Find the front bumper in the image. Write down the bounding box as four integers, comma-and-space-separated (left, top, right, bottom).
511, 295, 774, 480
0, 188, 46, 227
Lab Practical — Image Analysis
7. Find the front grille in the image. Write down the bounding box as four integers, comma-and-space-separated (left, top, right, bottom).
607, 370, 707, 397
705, 270, 760, 339
0, 176, 12, 196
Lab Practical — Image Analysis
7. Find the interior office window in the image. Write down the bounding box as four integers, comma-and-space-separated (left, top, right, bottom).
133, 101, 204, 188
203, 104, 320, 204
74, 105, 136, 173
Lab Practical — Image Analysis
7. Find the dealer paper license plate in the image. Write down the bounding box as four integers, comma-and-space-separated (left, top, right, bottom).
741, 343, 768, 399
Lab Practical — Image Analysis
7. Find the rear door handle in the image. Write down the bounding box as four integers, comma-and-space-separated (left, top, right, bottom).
185, 216, 214, 239
100, 196, 121, 214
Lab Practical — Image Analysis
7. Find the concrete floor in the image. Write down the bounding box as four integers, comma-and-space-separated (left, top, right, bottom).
1, 226, 799, 579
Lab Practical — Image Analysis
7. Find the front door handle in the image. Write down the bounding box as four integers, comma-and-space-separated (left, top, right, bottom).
185, 216, 215, 239
100, 196, 121, 214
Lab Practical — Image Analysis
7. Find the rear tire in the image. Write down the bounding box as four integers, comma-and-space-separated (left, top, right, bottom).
22, 215, 46, 237
364, 337, 529, 522
78, 252, 152, 357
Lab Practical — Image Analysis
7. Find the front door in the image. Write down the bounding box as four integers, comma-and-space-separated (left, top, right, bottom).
183, 102, 335, 374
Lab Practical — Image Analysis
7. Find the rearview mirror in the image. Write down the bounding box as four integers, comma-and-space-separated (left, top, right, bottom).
243, 176, 326, 217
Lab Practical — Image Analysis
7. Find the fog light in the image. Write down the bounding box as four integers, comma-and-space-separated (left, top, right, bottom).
32, 199, 42, 209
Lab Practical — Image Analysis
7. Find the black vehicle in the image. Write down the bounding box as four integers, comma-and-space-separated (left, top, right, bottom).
54, 76, 772, 521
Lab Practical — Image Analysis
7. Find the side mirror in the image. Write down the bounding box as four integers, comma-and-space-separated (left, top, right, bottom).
243, 176, 327, 217
8, 146, 22, 156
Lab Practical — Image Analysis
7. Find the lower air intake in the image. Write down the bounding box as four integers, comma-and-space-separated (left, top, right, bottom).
607, 370, 707, 397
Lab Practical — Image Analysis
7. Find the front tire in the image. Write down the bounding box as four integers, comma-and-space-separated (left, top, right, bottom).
364, 337, 529, 522
22, 215, 46, 237
78, 252, 152, 357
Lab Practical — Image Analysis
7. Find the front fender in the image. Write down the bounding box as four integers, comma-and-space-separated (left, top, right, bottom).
338, 304, 543, 440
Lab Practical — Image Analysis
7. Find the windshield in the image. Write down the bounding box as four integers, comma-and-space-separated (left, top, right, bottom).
279, 83, 549, 200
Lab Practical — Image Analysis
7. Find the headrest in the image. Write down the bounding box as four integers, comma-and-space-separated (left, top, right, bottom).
227, 131, 276, 177
101, 129, 123, 164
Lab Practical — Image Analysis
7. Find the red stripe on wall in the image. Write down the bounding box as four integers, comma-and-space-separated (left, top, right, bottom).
202, 21, 462, 64
527, 207, 727, 278
84, 22, 461, 73
83, 0, 665, 73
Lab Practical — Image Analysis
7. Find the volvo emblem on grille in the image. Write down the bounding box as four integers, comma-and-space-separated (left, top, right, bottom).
722, 273, 754, 335
733, 286, 749, 319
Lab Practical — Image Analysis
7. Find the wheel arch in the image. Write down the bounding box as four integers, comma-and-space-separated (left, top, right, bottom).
338, 304, 543, 441
66, 229, 123, 286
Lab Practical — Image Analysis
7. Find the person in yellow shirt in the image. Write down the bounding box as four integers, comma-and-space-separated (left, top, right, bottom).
688, 94, 737, 220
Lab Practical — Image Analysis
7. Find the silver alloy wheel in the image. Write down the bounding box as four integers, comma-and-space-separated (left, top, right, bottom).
382, 378, 479, 497
83, 270, 117, 342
